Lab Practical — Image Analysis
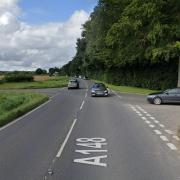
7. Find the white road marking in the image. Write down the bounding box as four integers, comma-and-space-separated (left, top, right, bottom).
85, 93, 88, 98
160, 136, 169, 142
56, 119, 77, 158
80, 100, 85, 110
74, 155, 107, 167
112, 90, 122, 99
154, 120, 159, 124
149, 124, 155, 128
145, 121, 151, 124
154, 130, 162, 135
150, 117, 155, 120
173, 136, 180, 141
166, 143, 178, 151
141, 117, 147, 120
159, 124, 165, 128
75, 149, 108, 155
146, 114, 151, 117
0, 99, 51, 132
165, 130, 174, 135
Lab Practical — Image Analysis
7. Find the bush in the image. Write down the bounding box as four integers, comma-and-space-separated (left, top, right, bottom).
4, 73, 34, 82
89, 60, 178, 90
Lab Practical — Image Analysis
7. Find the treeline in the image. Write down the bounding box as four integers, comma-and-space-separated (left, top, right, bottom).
61, 0, 180, 90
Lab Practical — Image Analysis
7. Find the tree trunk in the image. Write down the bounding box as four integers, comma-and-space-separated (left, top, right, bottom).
178, 57, 180, 87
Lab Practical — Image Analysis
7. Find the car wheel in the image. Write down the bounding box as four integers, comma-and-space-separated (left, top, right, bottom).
153, 97, 162, 105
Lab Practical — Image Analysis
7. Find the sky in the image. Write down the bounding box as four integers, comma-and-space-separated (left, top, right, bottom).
0, 0, 98, 71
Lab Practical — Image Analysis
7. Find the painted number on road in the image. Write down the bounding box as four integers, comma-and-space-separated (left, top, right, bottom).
74, 138, 108, 167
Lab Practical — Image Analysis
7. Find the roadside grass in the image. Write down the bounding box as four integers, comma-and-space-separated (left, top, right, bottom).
0, 76, 68, 89
93, 80, 157, 95
0, 92, 49, 127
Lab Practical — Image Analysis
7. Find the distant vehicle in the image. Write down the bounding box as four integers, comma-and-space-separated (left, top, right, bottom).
68, 79, 79, 89
147, 88, 180, 105
91, 83, 108, 97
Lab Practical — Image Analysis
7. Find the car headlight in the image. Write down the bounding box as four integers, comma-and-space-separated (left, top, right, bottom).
91, 90, 95, 93
104, 90, 108, 93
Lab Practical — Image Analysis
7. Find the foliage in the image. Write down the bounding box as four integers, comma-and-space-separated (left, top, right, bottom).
4, 73, 34, 82
35, 68, 47, 75
0, 93, 48, 127
61, 0, 180, 90
0, 76, 68, 90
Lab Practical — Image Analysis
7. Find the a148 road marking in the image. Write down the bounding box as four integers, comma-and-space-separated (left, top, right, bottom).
74, 138, 108, 167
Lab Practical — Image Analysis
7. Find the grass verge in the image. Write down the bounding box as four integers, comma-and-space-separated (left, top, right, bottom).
0, 92, 49, 127
93, 80, 157, 95
0, 76, 68, 90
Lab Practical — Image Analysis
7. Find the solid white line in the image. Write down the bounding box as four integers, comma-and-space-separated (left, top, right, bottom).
160, 135, 169, 142
154, 130, 162, 135
56, 119, 77, 158
0, 99, 51, 132
166, 143, 178, 151
80, 100, 85, 110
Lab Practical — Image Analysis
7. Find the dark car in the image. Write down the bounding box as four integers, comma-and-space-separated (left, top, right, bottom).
147, 88, 180, 105
91, 83, 108, 97
68, 79, 79, 89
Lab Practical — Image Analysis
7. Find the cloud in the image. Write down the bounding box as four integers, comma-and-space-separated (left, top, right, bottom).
0, 0, 89, 71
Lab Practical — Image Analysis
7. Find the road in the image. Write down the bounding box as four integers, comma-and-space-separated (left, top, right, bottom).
0, 79, 180, 180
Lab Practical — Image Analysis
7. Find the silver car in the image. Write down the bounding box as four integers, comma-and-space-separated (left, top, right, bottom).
68, 79, 79, 89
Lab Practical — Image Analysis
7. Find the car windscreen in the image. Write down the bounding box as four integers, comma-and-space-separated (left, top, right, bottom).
93, 84, 106, 89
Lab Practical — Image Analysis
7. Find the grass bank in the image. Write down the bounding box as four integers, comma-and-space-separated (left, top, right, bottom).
0, 76, 68, 90
0, 93, 48, 127
93, 80, 157, 95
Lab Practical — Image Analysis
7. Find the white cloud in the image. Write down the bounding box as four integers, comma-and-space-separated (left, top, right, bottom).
0, 0, 89, 71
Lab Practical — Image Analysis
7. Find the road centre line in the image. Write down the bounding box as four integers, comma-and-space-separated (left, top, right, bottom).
80, 100, 85, 110
0, 99, 51, 133
159, 124, 165, 128
56, 119, 77, 158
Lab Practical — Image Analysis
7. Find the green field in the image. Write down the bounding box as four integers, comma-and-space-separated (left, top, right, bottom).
0, 93, 48, 127
93, 80, 157, 95
0, 76, 68, 89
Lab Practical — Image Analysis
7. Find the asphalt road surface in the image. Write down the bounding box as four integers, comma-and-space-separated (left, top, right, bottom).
0, 79, 180, 180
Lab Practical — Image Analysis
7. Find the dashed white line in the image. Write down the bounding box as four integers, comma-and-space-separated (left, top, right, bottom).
154, 120, 159, 124
145, 121, 151, 124
154, 130, 162, 135
150, 117, 155, 120
80, 100, 85, 110
160, 135, 169, 142
149, 124, 155, 128
141, 117, 147, 120
166, 143, 178, 151
56, 119, 77, 158
165, 130, 174, 135
159, 124, 165, 128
